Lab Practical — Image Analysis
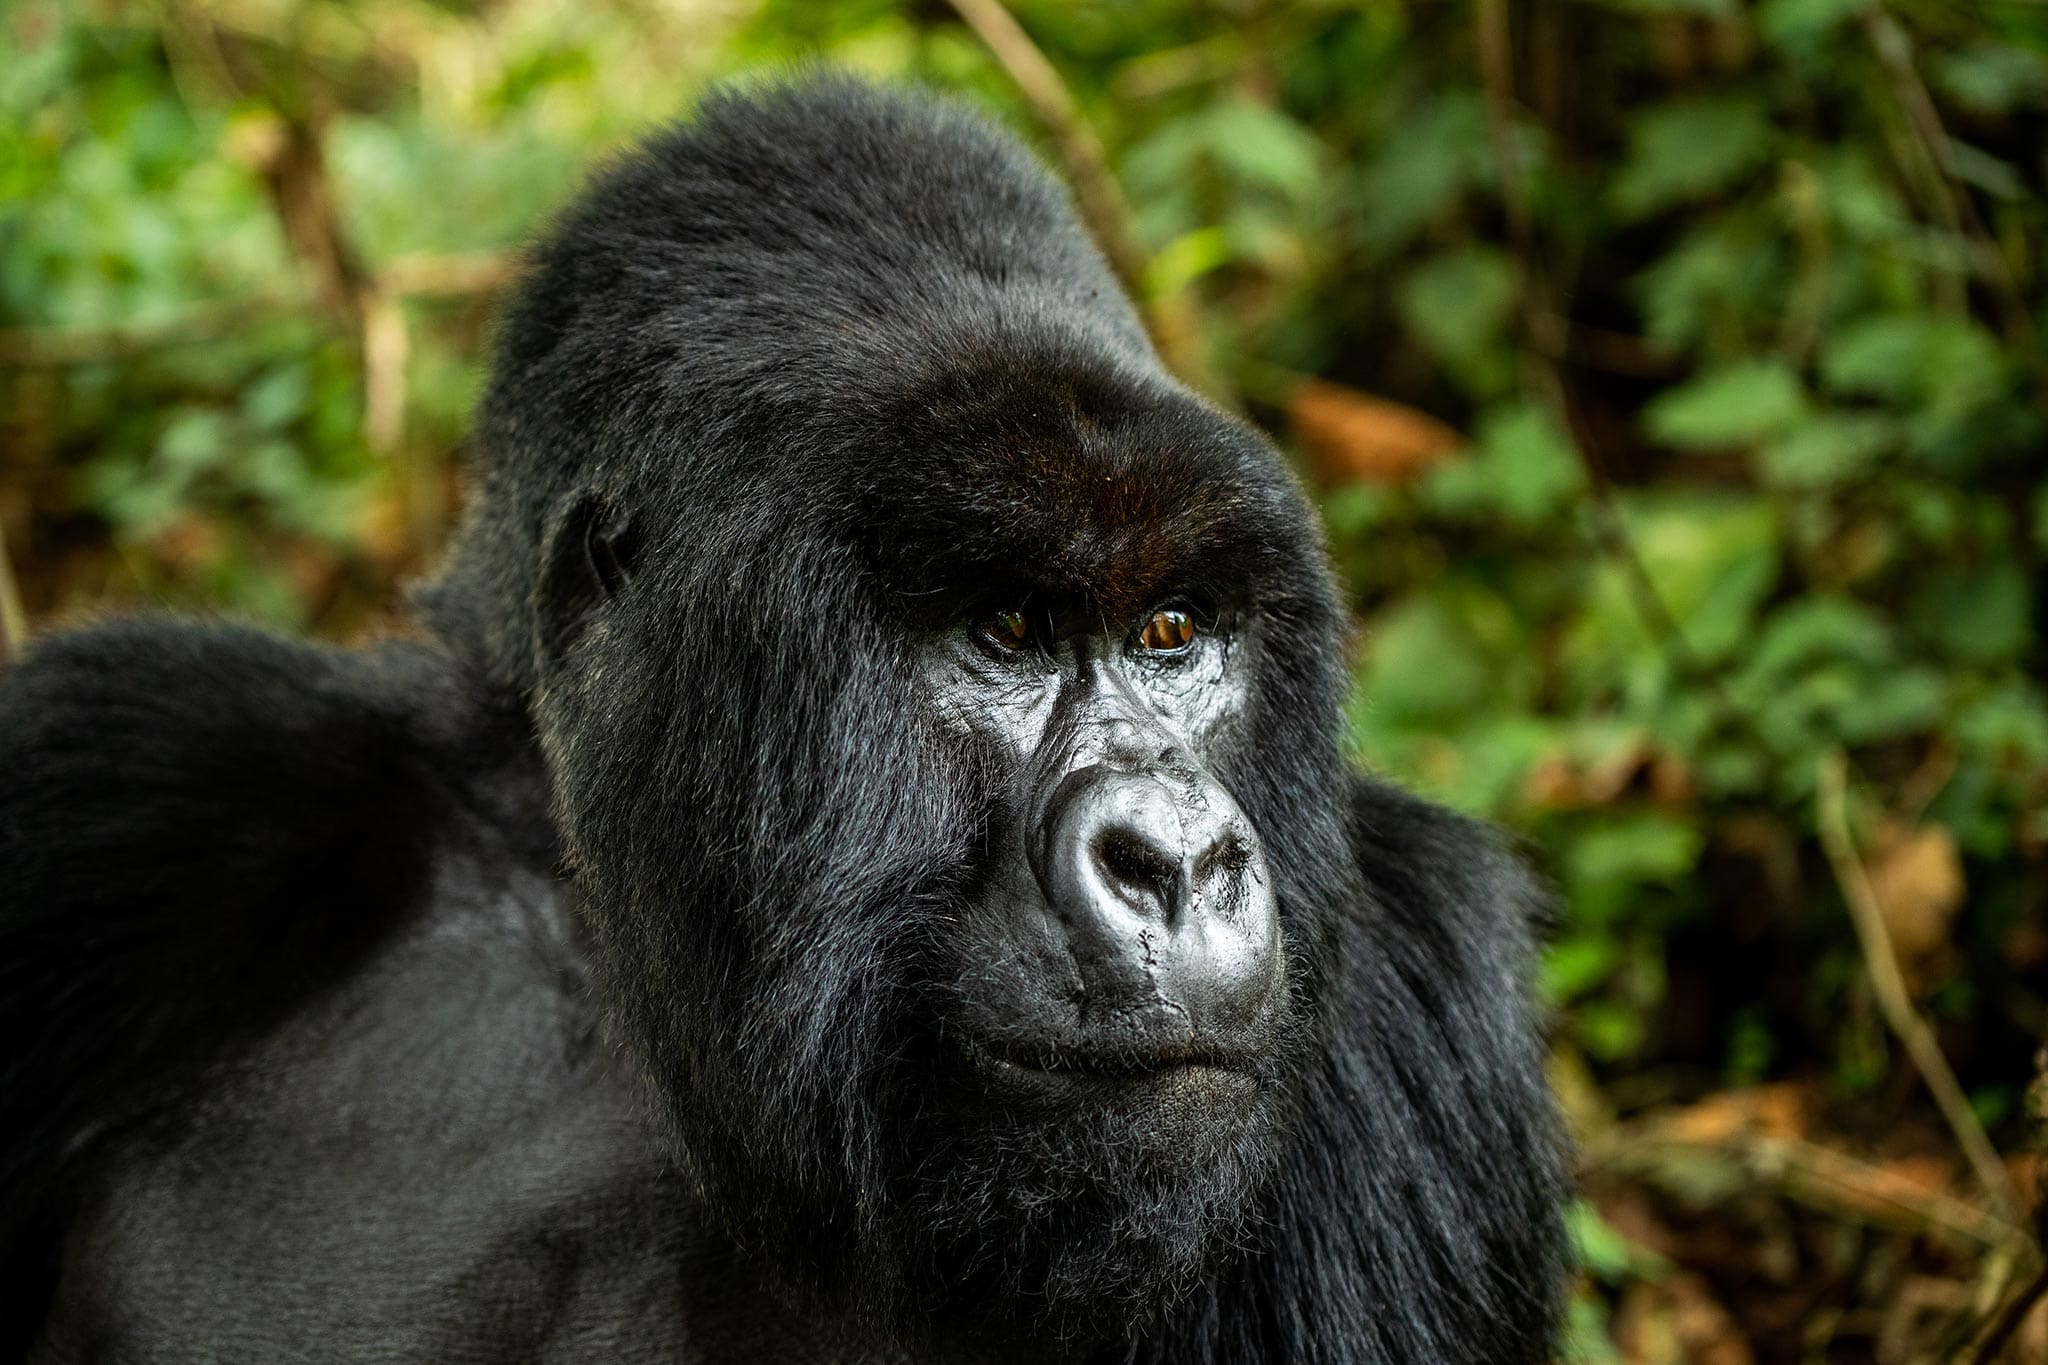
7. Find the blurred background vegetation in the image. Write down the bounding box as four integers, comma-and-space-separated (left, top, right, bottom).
3, 0, 2046, 1358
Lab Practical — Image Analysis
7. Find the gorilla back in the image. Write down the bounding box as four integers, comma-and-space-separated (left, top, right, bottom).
0, 78, 1568, 1363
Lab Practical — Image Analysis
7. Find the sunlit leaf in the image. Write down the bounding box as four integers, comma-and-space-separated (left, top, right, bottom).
1610, 95, 1773, 221
1397, 245, 1517, 370
1645, 359, 1808, 449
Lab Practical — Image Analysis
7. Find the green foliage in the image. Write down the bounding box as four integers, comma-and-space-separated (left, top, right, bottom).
4, 0, 2045, 1242
1645, 360, 1808, 449
1610, 95, 1775, 223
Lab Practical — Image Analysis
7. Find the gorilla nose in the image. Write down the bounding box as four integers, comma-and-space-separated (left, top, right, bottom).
1037, 767, 1281, 1034
1088, 784, 1245, 923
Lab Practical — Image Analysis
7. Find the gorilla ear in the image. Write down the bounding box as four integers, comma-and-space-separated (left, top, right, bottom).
534, 489, 641, 667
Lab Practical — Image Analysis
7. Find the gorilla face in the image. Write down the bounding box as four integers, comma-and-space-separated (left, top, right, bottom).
921, 595, 1281, 1087
904, 595, 1294, 1333
873, 375, 1331, 1333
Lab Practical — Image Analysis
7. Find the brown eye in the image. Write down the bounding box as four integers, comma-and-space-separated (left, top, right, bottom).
984, 607, 1032, 651
1138, 608, 1196, 654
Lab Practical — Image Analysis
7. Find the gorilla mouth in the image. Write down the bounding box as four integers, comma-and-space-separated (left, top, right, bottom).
963, 1033, 1250, 1082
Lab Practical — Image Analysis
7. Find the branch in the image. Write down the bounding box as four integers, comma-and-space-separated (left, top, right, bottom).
1968, 1263, 2048, 1364
1817, 749, 2021, 1220
941, 0, 1213, 390
1862, 10, 2036, 355
1586, 1128, 2025, 1251
0, 253, 510, 371
0, 294, 305, 368
0, 519, 23, 667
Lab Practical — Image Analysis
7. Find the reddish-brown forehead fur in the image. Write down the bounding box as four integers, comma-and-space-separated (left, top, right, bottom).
867, 348, 1278, 623
991, 438, 1251, 623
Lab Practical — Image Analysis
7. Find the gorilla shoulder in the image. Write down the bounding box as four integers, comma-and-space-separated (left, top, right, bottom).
0, 620, 644, 1356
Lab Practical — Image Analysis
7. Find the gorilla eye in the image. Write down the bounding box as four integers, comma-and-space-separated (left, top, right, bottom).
982, 607, 1033, 652
1137, 609, 1196, 654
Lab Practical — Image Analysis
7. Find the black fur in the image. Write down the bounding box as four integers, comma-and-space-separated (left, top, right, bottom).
0, 76, 1567, 1362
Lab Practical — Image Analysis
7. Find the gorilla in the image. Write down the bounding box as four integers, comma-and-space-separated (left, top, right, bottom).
0, 77, 1567, 1363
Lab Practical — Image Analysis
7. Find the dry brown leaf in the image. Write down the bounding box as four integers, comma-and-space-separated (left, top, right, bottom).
1649, 751, 1697, 806
1871, 1154, 1951, 1196
1614, 1273, 1754, 1365
145, 517, 221, 573
1664, 1083, 1808, 1145
1287, 379, 1463, 486
355, 493, 414, 569
1868, 819, 1965, 966
283, 544, 340, 605
1827, 1157, 1965, 1227
1520, 737, 1696, 813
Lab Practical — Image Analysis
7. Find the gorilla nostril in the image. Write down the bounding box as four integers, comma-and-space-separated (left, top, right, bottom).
1191, 831, 1251, 889
1093, 828, 1177, 896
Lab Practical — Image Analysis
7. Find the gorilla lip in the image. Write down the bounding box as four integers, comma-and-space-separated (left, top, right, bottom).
963, 1032, 1248, 1081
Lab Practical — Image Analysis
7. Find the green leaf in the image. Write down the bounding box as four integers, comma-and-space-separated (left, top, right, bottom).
1759, 0, 1869, 53
1353, 593, 1496, 725
1565, 810, 1704, 925
1356, 93, 1491, 253
1833, 667, 1948, 742
1908, 564, 2034, 666
1944, 141, 2026, 202
241, 363, 310, 434
1397, 246, 1518, 368
1633, 223, 1752, 351
1565, 495, 1782, 689
1819, 314, 2004, 411
1545, 934, 1620, 1004
1206, 99, 1323, 207
1758, 411, 1896, 488
1742, 597, 1896, 683
1932, 43, 2048, 115
1142, 226, 1232, 297
1954, 679, 2048, 767
1577, 1000, 1648, 1062
1610, 95, 1773, 221
1483, 404, 1585, 526
1567, 1202, 1640, 1284
157, 406, 231, 475
1645, 359, 1808, 449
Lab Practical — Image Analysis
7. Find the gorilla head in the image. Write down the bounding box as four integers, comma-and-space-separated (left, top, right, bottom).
418, 76, 1564, 1358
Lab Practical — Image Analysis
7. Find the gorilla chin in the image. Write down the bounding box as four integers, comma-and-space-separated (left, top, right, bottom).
894, 1055, 1296, 1346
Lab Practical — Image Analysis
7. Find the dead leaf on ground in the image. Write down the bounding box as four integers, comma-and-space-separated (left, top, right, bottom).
1288, 379, 1463, 486
1868, 819, 1965, 969
1614, 1271, 1754, 1365
1522, 734, 1697, 812
1663, 1083, 1809, 1146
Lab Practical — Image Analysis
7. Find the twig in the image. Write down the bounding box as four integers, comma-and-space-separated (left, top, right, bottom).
940, 0, 1213, 390
0, 252, 508, 372
1862, 10, 2036, 354
0, 519, 24, 667
0, 295, 306, 368
1967, 1263, 2048, 1363
1586, 1127, 2025, 1250
379, 250, 516, 299
1817, 749, 2021, 1220
940, 0, 1140, 292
